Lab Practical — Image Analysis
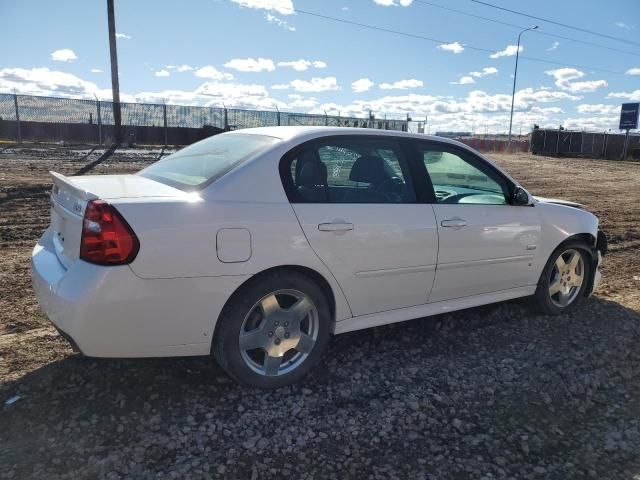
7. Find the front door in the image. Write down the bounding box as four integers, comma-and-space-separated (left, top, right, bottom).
284, 136, 439, 317
413, 142, 542, 303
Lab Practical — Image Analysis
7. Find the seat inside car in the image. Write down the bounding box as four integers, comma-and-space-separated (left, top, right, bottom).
296, 161, 327, 202
343, 155, 391, 203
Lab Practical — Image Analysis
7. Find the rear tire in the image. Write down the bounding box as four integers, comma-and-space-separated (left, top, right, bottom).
212, 270, 330, 389
532, 242, 591, 315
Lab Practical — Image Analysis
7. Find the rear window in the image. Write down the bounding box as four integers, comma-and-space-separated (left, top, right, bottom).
139, 133, 279, 190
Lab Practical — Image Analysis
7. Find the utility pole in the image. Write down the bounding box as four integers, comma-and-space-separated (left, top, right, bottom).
507, 25, 538, 148
107, 0, 122, 144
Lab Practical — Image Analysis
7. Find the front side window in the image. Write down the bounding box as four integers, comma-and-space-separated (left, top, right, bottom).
139, 133, 279, 190
284, 138, 416, 203
418, 146, 508, 205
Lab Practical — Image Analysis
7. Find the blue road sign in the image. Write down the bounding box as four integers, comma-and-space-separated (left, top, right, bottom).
619, 103, 639, 130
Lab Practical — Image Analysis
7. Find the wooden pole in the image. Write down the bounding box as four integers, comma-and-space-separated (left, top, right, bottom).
107, 0, 122, 144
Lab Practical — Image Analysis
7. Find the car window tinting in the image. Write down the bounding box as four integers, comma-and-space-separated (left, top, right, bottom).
419, 147, 508, 205
139, 133, 279, 190
284, 138, 416, 204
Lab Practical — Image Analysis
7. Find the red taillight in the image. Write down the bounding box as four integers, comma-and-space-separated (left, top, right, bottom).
80, 200, 139, 265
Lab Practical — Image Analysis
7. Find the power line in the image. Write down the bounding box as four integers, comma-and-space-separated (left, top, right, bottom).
471, 0, 640, 47
239, 1, 626, 74
289, 5, 626, 74
413, 0, 640, 57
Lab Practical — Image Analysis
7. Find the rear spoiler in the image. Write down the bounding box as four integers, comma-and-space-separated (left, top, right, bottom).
50, 171, 99, 202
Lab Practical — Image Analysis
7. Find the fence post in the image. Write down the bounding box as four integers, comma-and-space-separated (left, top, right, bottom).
96, 99, 102, 146
163, 103, 168, 147
223, 107, 228, 131
13, 93, 21, 143
276, 107, 280, 126
568, 132, 572, 154
602, 132, 608, 159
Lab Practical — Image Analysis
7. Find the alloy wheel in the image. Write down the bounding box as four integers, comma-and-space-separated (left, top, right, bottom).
239, 289, 319, 377
548, 248, 585, 308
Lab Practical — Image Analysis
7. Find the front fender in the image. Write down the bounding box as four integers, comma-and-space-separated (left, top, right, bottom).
534, 202, 599, 280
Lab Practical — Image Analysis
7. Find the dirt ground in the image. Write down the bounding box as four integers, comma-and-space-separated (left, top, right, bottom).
0, 145, 639, 479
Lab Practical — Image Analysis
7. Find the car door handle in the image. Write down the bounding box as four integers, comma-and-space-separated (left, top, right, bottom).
440, 218, 467, 229
318, 221, 354, 232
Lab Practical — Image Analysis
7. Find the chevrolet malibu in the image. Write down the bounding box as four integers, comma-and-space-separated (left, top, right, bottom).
32, 127, 607, 388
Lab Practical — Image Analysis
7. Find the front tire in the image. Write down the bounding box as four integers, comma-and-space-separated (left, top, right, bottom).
532, 243, 591, 315
212, 270, 330, 388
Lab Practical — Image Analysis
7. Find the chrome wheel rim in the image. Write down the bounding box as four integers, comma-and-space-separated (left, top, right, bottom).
548, 248, 585, 308
239, 289, 319, 377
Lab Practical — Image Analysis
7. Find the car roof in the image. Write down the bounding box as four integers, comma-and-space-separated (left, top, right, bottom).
228, 126, 468, 148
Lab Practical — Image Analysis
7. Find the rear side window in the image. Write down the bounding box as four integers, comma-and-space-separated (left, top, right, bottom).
282, 137, 416, 204
139, 133, 279, 190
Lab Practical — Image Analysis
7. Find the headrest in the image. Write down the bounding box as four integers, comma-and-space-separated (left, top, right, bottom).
349, 155, 387, 183
298, 161, 326, 188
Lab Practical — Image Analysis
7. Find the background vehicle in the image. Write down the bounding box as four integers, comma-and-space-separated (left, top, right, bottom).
32, 127, 606, 388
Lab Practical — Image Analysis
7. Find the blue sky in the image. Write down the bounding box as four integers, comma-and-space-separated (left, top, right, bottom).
1, 0, 639, 133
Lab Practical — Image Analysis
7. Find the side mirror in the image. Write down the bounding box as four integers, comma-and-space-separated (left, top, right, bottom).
512, 186, 533, 206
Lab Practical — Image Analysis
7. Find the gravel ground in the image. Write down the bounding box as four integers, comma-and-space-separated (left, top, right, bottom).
1, 145, 639, 479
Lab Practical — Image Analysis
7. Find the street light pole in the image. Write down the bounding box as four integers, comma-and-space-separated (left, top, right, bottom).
507, 25, 538, 148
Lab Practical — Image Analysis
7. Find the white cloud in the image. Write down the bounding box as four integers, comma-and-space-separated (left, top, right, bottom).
0, 67, 102, 98
290, 77, 338, 92
626, 67, 640, 76
224, 57, 275, 72
606, 90, 640, 101
231, 0, 294, 15
271, 83, 290, 90
277, 59, 327, 71
352, 78, 375, 93
90, 68, 102, 73
469, 67, 498, 78
545, 68, 608, 93
563, 115, 620, 131
373, 0, 413, 5
115, 33, 132, 40
438, 42, 464, 54
577, 104, 621, 115
50, 49, 77, 62
155, 70, 170, 77
194, 66, 234, 80
265, 13, 296, 31
166, 64, 194, 72
287, 94, 319, 108
341, 6, 349, 10
614, 21, 632, 30
546, 41, 560, 51
490, 45, 522, 58
451, 76, 475, 85
379, 78, 423, 90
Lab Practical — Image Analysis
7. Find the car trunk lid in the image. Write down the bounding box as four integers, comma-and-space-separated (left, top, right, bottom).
48, 172, 188, 269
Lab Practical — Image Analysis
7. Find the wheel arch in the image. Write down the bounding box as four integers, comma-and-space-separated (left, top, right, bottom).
213, 265, 338, 339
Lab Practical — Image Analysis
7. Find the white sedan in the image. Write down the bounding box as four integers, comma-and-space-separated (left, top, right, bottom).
32, 127, 607, 388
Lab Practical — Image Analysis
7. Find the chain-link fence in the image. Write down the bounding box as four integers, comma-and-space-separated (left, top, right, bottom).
531, 128, 640, 160
0, 93, 408, 146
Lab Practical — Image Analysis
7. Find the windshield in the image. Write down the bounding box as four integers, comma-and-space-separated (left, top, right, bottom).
139, 133, 280, 190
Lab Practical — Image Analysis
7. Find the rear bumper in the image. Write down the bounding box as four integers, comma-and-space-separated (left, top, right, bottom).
31, 228, 249, 357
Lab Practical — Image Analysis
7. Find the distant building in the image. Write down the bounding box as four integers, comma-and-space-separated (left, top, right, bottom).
435, 131, 472, 138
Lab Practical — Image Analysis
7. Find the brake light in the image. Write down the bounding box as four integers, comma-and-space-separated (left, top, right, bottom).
80, 200, 139, 265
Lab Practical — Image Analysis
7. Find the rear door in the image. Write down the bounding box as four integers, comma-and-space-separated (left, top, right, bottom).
284, 136, 438, 317
410, 141, 542, 303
